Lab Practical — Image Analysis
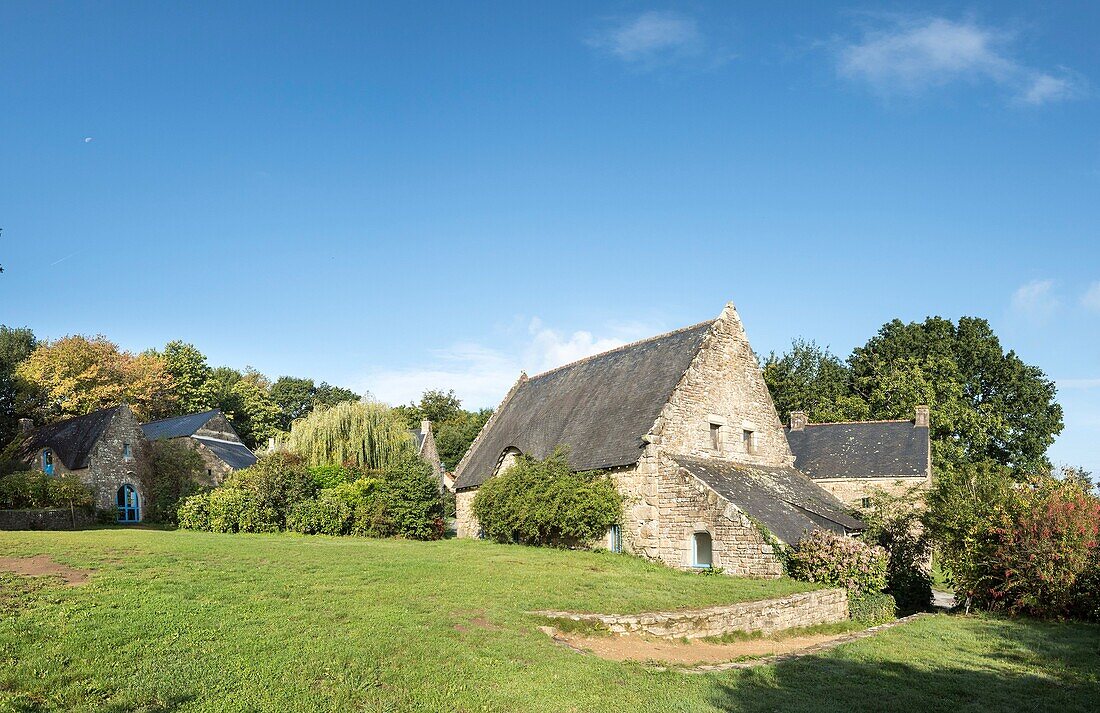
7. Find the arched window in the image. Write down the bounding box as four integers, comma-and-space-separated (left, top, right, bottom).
116, 484, 140, 523
692, 531, 713, 568
495, 447, 522, 476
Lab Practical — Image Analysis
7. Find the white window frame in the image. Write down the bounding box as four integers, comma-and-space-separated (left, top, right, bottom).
692, 530, 713, 568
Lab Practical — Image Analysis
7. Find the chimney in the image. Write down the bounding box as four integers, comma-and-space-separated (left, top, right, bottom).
914, 405, 930, 428
790, 411, 808, 431
421, 419, 431, 435
18, 418, 33, 434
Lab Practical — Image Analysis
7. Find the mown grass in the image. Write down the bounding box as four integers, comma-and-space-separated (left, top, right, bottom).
1, 529, 1097, 712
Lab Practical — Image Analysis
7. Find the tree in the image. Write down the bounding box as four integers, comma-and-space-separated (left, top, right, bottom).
286, 401, 416, 469
159, 341, 216, 415
228, 378, 282, 450
395, 390, 492, 471
761, 340, 869, 423
15, 335, 176, 422
270, 377, 359, 431
143, 440, 206, 523
0, 326, 36, 447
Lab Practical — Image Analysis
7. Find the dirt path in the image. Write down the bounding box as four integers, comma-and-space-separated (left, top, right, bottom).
0, 555, 90, 585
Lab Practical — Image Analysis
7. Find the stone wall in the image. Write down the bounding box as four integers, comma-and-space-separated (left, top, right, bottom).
537, 588, 848, 639
85, 405, 149, 515
813, 476, 931, 509
654, 304, 794, 469
0, 508, 94, 530
456, 490, 479, 539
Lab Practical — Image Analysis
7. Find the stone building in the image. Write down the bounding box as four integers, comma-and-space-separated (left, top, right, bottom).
408, 419, 445, 491
142, 409, 257, 485
453, 303, 863, 577
785, 407, 933, 509
14, 405, 149, 522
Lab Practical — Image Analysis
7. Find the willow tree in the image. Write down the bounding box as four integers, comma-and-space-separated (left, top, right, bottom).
287, 400, 415, 469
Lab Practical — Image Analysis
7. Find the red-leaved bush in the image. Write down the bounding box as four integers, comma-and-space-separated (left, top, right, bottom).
988, 482, 1100, 617
787, 530, 888, 596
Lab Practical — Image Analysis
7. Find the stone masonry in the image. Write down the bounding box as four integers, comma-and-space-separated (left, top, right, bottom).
536, 588, 849, 639
83, 405, 149, 513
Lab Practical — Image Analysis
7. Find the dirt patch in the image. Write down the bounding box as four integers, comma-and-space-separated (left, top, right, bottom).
540, 626, 846, 665
0, 555, 91, 586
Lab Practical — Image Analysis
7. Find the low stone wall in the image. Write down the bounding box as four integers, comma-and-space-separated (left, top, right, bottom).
0, 508, 93, 531
536, 588, 848, 640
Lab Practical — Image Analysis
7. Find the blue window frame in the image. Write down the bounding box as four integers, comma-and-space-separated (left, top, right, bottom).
692, 531, 713, 568
608, 524, 623, 553
42, 449, 54, 476
116, 484, 140, 523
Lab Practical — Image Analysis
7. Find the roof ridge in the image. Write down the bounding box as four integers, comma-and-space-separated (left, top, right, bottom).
787, 419, 916, 427
37, 405, 121, 430
526, 319, 716, 381
141, 408, 220, 426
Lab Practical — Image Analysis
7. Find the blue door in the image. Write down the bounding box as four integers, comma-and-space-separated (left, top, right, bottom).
116, 484, 140, 523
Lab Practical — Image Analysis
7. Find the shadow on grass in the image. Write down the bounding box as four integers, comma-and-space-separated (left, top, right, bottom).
707, 617, 1100, 713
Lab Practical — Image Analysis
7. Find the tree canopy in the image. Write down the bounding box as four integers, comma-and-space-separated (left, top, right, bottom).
395, 390, 492, 471
286, 400, 416, 470
763, 316, 1064, 473
0, 326, 36, 447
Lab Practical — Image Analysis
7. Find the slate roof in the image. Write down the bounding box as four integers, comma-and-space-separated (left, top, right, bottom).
785, 421, 930, 480
454, 320, 715, 491
194, 437, 258, 470
16, 406, 121, 471
672, 455, 865, 545
142, 410, 222, 441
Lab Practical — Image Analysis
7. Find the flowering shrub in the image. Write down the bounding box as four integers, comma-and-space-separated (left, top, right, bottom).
987, 481, 1100, 617
786, 530, 888, 597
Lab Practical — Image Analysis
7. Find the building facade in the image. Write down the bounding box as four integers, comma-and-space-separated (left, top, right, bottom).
453, 303, 863, 578
142, 409, 258, 485
15, 404, 149, 522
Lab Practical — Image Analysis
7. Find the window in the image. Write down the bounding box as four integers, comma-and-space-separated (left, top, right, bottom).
608, 525, 623, 553
42, 449, 54, 476
692, 531, 713, 568
742, 429, 756, 455
861, 496, 872, 509
710, 423, 722, 451
123, 443, 133, 460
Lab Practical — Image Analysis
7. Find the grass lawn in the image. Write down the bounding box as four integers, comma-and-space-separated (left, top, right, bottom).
1, 529, 1097, 712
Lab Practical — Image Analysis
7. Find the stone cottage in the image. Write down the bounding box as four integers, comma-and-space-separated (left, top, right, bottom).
141, 409, 258, 485
14, 404, 149, 522
453, 303, 863, 577
408, 419, 445, 491
785, 408, 933, 509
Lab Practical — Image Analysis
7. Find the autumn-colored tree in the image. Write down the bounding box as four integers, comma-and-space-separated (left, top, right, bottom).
15, 335, 176, 422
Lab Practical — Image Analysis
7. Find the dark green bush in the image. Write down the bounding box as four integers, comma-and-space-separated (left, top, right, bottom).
1071, 547, 1100, 622
850, 592, 897, 625
142, 440, 206, 524
471, 448, 622, 547
382, 455, 444, 540
177, 492, 210, 531
207, 488, 249, 533
214, 452, 319, 532
0, 470, 50, 509
858, 486, 933, 614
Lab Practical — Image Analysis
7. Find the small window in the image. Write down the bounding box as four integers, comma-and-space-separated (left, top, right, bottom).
123, 443, 133, 460
692, 531, 713, 568
710, 423, 722, 451
608, 525, 623, 553
861, 496, 872, 509
742, 429, 756, 454
42, 449, 54, 476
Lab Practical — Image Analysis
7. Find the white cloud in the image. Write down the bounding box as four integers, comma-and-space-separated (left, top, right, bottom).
837, 17, 1083, 105
357, 318, 657, 410
1081, 282, 1100, 312
1010, 279, 1060, 321
587, 11, 707, 66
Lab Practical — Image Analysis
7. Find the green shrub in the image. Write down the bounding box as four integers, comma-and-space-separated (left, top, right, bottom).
0, 470, 50, 509
142, 440, 206, 523
472, 448, 622, 547
177, 492, 211, 531
45, 473, 93, 512
787, 530, 888, 597
222, 452, 318, 531
850, 592, 897, 625
381, 455, 444, 540
859, 486, 933, 614
1071, 547, 1100, 622
308, 464, 357, 490
207, 488, 249, 533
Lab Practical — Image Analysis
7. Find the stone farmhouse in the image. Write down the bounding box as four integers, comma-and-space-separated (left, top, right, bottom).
453, 303, 864, 577
14, 405, 149, 522
141, 409, 258, 485
785, 408, 933, 510
408, 419, 445, 491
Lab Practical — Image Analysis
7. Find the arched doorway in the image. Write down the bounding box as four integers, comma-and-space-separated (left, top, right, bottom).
116, 484, 140, 523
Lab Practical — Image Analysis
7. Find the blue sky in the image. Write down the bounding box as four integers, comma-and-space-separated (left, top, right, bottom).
1, 2, 1097, 472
